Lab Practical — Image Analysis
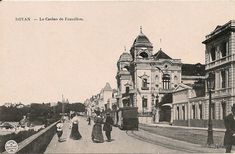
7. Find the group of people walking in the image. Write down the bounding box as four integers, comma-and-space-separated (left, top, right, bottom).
56, 111, 114, 143
56, 113, 82, 142
91, 111, 114, 143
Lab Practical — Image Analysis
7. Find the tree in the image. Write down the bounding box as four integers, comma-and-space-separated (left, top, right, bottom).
69, 103, 85, 112
160, 93, 172, 105
193, 79, 205, 97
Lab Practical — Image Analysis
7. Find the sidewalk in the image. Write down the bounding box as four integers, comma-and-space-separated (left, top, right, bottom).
144, 122, 226, 132
132, 128, 225, 153
139, 122, 226, 148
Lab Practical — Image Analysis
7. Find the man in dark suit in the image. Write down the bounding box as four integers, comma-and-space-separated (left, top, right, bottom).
224, 104, 235, 153
103, 113, 114, 142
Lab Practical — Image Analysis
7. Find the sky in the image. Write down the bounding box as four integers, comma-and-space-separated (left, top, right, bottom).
0, 1, 235, 105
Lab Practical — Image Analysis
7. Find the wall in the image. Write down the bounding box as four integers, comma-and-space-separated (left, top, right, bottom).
138, 115, 153, 124
3, 121, 58, 154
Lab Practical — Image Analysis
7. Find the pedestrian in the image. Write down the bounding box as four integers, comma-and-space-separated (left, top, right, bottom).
91, 111, 104, 143
224, 104, 235, 153
70, 112, 82, 140
56, 120, 63, 142
87, 116, 91, 125
103, 112, 114, 142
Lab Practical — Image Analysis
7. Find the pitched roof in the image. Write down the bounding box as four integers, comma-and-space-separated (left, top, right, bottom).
153, 49, 172, 59
103, 82, 112, 91
182, 63, 205, 76
174, 83, 192, 92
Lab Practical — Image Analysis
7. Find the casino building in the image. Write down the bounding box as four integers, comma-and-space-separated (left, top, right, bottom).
116, 28, 204, 123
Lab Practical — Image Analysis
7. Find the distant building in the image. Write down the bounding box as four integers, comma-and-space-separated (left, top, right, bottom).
85, 82, 116, 114
100, 83, 113, 110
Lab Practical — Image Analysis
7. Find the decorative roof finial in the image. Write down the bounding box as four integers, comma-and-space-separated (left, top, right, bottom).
160, 38, 162, 50
124, 46, 126, 52
140, 26, 143, 34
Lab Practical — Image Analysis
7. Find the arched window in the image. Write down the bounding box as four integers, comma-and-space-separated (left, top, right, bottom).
155, 75, 159, 81
174, 75, 178, 82
221, 101, 226, 119
182, 106, 185, 120
142, 97, 148, 111
162, 74, 170, 89
221, 42, 228, 57
199, 104, 202, 119
122, 65, 129, 71
192, 105, 196, 119
210, 47, 216, 61
177, 106, 180, 120
139, 52, 148, 59
126, 86, 129, 93
142, 78, 149, 90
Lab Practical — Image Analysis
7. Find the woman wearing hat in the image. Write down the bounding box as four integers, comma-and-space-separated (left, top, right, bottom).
91, 111, 104, 143
70, 112, 82, 140
224, 104, 235, 153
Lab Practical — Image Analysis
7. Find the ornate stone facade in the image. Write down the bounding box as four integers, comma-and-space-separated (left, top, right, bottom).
172, 20, 235, 128
116, 28, 182, 122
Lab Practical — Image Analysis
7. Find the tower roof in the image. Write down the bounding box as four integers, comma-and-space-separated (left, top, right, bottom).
118, 52, 133, 62
153, 49, 172, 59
132, 27, 152, 47
103, 82, 112, 91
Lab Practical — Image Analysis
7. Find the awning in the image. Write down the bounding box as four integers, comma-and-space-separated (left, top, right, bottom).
162, 103, 172, 108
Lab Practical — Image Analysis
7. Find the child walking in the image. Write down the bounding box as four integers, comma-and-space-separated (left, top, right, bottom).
56, 120, 64, 142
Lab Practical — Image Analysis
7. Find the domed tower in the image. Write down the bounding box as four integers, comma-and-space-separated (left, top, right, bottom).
130, 27, 153, 59
116, 52, 133, 107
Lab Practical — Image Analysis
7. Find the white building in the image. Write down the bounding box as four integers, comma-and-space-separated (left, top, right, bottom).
172, 20, 235, 128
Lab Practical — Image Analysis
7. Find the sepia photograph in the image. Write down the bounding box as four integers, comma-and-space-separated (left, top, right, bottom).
0, 0, 235, 153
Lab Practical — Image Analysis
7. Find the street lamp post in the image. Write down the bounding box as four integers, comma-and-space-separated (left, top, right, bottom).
206, 73, 215, 145
155, 94, 159, 123
142, 96, 144, 115
155, 66, 163, 123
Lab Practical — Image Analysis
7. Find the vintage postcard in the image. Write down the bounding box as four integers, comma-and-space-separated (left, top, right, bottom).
0, 0, 235, 153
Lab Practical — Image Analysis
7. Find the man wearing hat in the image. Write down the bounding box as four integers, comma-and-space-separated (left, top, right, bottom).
103, 112, 114, 142
224, 104, 235, 153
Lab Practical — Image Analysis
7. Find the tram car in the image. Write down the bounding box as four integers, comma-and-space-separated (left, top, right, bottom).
116, 107, 139, 130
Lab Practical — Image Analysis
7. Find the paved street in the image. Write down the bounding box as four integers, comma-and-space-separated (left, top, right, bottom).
45, 117, 185, 153
45, 117, 227, 153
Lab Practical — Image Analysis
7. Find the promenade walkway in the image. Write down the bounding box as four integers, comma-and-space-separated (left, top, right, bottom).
45, 117, 180, 153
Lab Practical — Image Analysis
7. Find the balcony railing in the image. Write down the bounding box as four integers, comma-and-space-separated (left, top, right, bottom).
206, 54, 235, 70
214, 87, 232, 95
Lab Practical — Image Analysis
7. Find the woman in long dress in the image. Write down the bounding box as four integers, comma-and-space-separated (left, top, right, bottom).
91, 111, 104, 143
70, 112, 82, 140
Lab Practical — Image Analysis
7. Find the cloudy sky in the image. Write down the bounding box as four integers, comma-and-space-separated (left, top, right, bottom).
0, 1, 235, 105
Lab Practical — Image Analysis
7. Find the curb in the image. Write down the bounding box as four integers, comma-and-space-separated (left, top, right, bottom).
140, 123, 226, 132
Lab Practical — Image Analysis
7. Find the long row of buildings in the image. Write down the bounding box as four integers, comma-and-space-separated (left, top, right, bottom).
85, 20, 235, 128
